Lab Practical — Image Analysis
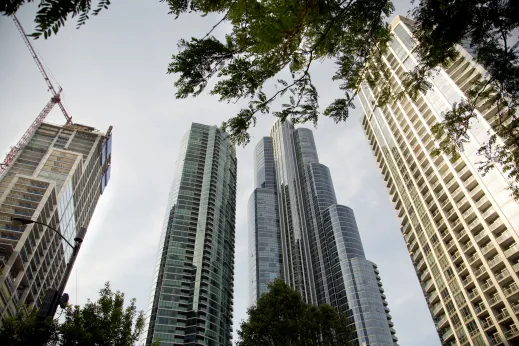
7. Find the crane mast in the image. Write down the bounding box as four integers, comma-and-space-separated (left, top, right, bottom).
0, 16, 73, 176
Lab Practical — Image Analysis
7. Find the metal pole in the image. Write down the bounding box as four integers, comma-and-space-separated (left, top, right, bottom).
37, 227, 87, 319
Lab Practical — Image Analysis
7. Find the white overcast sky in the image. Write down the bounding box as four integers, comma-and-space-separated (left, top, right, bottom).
0, 1, 440, 344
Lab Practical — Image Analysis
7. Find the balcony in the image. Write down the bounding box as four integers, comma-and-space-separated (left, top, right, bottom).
451, 251, 461, 261
456, 230, 468, 241
461, 241, 473, 252
475, 196, 491, 210
481, 241, 496, 255
436, 314, 448, 328
488, 294, 501, 306
462, 276, 473, 286
408, 239, 418, 251
489, 334, 502, 346
474, 230, 488, 244
481, 318, 493, 329
432, 303, 443, 316
474, 266, 486, 277
482, 207, 498, 222
488, 255, 503, 268
470, 185, 483, 199
481, 279, 494, 291
429, 290, 439, 303
496, 269, 510, 282
496, 309, 510, 322
442, 328, 454, 341
457, 165, 470, 177
456, 263, 467, 274
421, 269, 431, 281
504, 283, 519, 296
446, 239, 456, 249
469, 253, 481, 264
489, 219, 505, 233
504, 244, 519, 258
412, 251, 423, 262
468, 218, 482, 231
474, 302, 486, 314
496, 231, 513, 244
451, 218, 462, 229
504, 325, 519, 340
423, 280, 434, 293
417, 258, 426, 270
464, 175, 476, 187
468, 289, 479, 300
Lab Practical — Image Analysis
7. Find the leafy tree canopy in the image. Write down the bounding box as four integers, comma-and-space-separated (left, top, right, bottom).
0, 282, 145, 346
237, 278, 351, 346
412, 0, 518, 197
2, 0, 519, 195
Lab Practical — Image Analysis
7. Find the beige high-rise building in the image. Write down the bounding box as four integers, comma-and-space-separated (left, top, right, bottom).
0, 122, 112, 321
361, 15, 519, 346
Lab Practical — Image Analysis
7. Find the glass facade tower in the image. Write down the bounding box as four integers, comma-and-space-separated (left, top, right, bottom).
248, 121, 398, 345
143, 123, 237, 346
248, 138, 282, 304
0, 122, 112, 321
361, 15, 519, 346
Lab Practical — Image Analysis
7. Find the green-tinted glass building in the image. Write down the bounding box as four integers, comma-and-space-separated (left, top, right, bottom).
143, 123, 237, 346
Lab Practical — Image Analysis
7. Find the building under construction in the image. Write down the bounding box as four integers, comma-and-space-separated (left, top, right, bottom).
0, 122, 112, 320
0, 17, 112, 320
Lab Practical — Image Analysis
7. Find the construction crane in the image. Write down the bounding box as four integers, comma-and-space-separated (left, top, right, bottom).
0, 15, 73, 176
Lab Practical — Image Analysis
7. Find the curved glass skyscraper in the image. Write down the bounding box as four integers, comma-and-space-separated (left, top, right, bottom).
143, 123, 237, 346
248, 120, 398, 345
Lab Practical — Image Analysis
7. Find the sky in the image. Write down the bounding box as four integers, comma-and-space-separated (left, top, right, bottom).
0, 1, 440, 345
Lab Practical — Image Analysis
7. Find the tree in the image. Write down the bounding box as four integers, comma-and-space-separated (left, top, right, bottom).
412, 0, 519, 198
237, 278, 351, 346
0, 282, 145, 346
1, 0, 111, 39
0, 308, 59, 346
3, 0, 519, 195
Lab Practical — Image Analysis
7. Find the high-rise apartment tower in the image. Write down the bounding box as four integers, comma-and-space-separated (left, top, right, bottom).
143, 123, 237, 346
248, 121, 398, 345
361, 15, 519, 346
0, 122, 112, 321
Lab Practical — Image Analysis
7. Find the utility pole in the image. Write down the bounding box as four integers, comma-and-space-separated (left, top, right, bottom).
37, 227, 86, 320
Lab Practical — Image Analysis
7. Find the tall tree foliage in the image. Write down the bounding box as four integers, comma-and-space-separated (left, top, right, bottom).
412, 0, 519, 197
3, 0, 519, 193
1, 0, 395, 146
0, 282, 145, 346
0, 308, 59, 346
166, 0, 395, 145
1, 0, 110, 39
237, 278, 351, 346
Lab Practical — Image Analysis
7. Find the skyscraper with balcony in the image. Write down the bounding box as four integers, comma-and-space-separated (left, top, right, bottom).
143, 123, 237, 346
360, 15, 519, 346
0, 122, 112, 321
248, 121, 397, 345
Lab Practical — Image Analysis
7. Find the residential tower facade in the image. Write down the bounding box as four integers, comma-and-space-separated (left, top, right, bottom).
143, 123, 237, 346
361, 15, 519, 346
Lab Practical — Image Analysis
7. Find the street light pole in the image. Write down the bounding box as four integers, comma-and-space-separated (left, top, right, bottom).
11, 217, 86, 319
